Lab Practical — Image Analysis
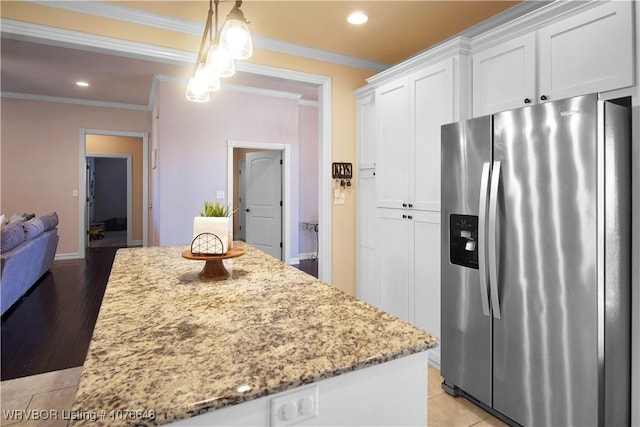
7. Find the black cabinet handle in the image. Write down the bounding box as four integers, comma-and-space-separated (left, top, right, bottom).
524, 98, 531, 104
402, 214, 407, 219
408, 203, 413, 208
245, 209, 250, 212
540, 95, 548, 101
402, 203, 408, 207
407, 215, 413, 220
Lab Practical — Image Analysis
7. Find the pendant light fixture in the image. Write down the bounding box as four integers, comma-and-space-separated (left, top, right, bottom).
186, 0, 252, 102
220, 2, 253, 60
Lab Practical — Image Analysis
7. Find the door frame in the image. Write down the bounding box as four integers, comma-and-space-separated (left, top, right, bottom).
85, 153, 133, 248
227, 141, 290, 263
79, 129, 149, 259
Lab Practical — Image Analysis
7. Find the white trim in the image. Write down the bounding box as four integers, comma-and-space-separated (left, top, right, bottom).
86, 153, 133, 247
470, 0, 600, 52
299, 99, 319, 108
79, 129, 149, 259
222, 83, 303, 101
0, 18, 192, 66
0, 91, 150, 111
23, 1, 388, 71
366, 37, 472, 87
54, 252, 81, 261
227, 141, 292, 265
297, 252, 319, 261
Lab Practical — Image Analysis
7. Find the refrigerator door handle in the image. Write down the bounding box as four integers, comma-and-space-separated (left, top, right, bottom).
477, 162, 492, 317
488, 161, 502, 319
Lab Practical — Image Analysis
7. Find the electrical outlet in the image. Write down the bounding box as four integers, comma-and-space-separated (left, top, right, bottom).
216, 190, 224, 199
270, 384, 319, 426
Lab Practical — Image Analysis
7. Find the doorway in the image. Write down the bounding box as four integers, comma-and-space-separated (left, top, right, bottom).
79, 130, 149, 259
86, 154, 131, 248
228, 141, 291, 263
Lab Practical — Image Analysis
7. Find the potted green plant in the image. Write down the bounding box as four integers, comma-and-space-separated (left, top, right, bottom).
193, 201, 233, 254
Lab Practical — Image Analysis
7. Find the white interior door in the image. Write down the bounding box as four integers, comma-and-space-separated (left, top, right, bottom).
246, 151, 282, 259
238, 159, 246, 241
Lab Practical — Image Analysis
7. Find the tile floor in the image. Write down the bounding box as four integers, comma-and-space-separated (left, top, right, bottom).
1, 365, 507, 426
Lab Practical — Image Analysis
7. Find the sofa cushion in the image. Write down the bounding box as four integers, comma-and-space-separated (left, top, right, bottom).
39, 212, 59, 231
1, 223, 26, 252
23, 217, 46, 240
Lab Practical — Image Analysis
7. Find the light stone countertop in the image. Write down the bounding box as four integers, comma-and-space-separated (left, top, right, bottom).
69, 242, 438, 426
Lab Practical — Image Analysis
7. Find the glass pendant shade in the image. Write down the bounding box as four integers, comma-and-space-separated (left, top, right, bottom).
197, 62, 221, 92
206, 44, 235, 78
185, 77, 210, 102
220, 19, 253, 60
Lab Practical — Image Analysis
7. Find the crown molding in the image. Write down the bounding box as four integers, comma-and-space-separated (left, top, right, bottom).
366, 37, 473, 87
26, 0, 388, 72
1, 18, 195, 66
1, 91, 151, 111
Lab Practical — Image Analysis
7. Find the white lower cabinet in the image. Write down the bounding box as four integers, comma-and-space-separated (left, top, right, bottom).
412, 211, 441, 366
377, 208, 441, 365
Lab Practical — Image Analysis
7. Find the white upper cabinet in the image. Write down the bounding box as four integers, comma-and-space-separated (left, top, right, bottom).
473, 33, 536, 116
376, 58, 456, 211
375, 78, 411, 209
411, 60, 455, 212
357, 93, 376, 169
473, 1, 634, 117
538, 1, 634, 101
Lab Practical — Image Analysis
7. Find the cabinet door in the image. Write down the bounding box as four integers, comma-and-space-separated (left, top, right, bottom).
411, 59, 455, 211
376, 78, 410, 209
472, 32, 536, 116
377, 208, 411, 321
357, 93, 376, 169
412, 211, 441, 366
356, 168, 378, 305
538, 1, 634, 101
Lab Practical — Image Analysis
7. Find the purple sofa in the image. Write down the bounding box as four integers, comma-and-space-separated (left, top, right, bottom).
1, 212, 59, 315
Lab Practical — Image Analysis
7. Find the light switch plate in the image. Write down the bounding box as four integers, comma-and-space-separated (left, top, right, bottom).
216, 190, 225, 199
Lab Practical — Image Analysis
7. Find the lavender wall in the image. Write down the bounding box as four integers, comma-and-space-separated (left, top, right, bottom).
0, 98, 150, 255
153, 80, 316, 260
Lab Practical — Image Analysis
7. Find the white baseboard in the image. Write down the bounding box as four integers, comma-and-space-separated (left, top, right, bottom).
289, 257, 300, 265
55, 253, 81, 261
298, 252, 318, 261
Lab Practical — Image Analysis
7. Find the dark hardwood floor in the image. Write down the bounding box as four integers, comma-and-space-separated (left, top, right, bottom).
1, 247, 318, 381
1, 246, 119, 381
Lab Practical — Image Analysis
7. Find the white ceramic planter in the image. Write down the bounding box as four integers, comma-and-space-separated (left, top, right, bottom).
193, 217, 231, 254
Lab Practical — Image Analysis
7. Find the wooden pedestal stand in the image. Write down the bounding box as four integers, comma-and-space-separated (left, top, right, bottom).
182, 247, 245, 281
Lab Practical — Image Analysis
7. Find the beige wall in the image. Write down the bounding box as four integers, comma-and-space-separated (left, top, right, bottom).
0, 2, 375, 296
86, 134, 144, 243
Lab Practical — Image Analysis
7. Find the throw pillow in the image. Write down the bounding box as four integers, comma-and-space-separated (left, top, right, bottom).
23, 217, 46, 240
1, 222, 26, 252
0, 214, 7, 226
39, 212, 59, 231
9, 213, 25, 224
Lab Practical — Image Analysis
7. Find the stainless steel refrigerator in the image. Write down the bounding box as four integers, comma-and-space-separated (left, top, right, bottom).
440, 93, 631, 426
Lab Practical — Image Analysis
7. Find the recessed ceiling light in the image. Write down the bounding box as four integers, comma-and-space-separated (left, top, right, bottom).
76, 81, 90, 87
347, 11, 368, 25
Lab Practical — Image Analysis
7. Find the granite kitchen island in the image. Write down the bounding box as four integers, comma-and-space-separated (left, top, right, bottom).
70, 242, 438, 426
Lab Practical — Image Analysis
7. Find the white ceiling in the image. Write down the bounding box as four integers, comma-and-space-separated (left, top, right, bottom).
1, 1, 540, 108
